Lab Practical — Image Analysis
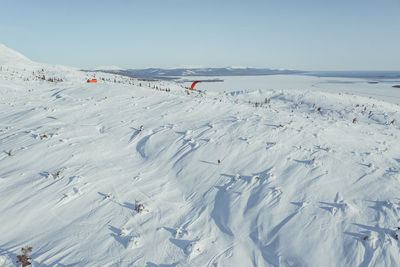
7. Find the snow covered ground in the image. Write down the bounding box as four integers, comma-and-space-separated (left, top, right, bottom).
1, 44, 400, 266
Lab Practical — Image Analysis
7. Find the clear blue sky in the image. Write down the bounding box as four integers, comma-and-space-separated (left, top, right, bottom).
1, 0, 399, 70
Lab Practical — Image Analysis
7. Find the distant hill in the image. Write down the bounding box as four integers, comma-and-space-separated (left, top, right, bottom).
89, 67, 400, 81
90, 67, 304, 80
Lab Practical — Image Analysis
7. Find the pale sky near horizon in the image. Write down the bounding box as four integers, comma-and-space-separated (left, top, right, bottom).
1, 0, 399, 70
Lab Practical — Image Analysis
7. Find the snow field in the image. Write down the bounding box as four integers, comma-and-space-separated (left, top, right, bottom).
1, 45, 400, 266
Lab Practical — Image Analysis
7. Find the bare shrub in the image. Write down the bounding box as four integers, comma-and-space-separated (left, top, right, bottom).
16, 246, 32, 267
134, 200, 145, 213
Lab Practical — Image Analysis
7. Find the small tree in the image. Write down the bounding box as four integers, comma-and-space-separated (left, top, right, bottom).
135, 200, 145, 213
16, 246, 32, 266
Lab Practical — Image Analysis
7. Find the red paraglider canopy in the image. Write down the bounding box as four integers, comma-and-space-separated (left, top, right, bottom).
190, 81, 201, 90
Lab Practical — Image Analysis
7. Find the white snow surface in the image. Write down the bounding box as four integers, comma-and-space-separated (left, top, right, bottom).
1, 45, 400, 266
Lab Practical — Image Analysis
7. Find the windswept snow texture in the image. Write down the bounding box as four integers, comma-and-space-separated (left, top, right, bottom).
1, 45, 400, 266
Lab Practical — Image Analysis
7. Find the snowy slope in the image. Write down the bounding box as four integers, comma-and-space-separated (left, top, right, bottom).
0, 44, 33, 67
1, 46, 400, 267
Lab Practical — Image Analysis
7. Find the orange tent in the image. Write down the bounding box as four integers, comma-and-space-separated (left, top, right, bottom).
87, 79, 97, 83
